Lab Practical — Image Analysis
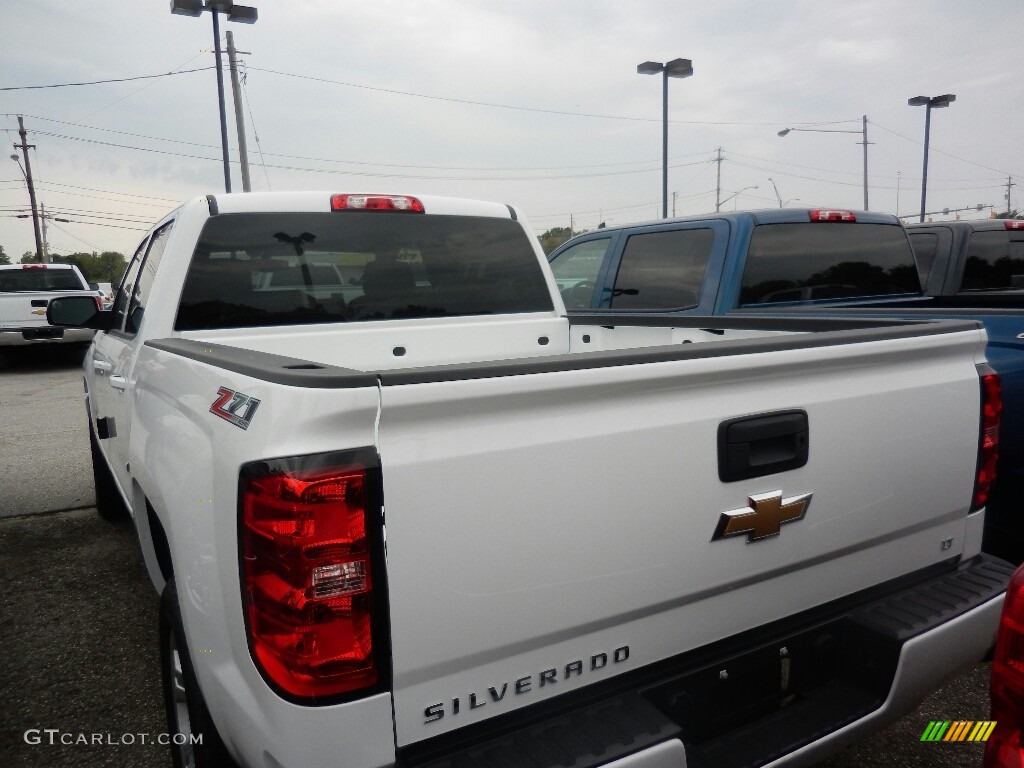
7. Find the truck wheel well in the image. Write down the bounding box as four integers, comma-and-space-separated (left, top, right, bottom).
147, 501, 173, 583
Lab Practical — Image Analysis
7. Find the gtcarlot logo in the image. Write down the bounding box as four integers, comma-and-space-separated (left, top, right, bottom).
24, 729, 203, 747
920, 720, 996, 743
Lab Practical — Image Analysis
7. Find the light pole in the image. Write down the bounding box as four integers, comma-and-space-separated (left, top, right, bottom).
721, 185, 758, 210
637, 58, 693, 219
777, 116, 870, 210
768, 177, 783, 208
170, 0, 258, 193
908, 94, 955, 223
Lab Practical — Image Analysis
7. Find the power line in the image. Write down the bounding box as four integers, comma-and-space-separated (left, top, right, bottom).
871, 120, 1023, 178
0, 213, 146, 231
245, 66, 847, 128
32, 129, 713, 181
34, 180, 180, 203
239, 63, 272, 191
47, 221, 102, 251
76, 52, 208, 121
0, 67, 215, 91
13, 113, 717, 172
31, 185, 180, 208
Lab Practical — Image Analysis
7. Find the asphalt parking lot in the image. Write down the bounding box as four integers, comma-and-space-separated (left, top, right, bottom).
0, 344, 994, 768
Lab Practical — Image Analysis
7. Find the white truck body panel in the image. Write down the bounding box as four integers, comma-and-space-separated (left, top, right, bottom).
377, 328, 984, 743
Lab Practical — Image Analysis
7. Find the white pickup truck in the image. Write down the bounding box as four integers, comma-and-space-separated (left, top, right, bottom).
0, 262, 102, 346
49, 192, 1012, 768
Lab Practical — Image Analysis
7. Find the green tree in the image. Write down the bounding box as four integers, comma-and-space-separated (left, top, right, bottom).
0, 245, 9, 265
538, 227, 575, 255
55, 251, 128, 283
995, 210, 1022, 220
20, 250, 40, 264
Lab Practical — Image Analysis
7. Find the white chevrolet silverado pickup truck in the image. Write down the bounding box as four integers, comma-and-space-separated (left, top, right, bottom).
0, 262, 102, 346
49, 192, 1012, 768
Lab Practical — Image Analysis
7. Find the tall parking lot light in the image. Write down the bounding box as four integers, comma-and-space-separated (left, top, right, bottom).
637, 58, 693, 219
908, 94, 956, 223
170, 0, 258, 194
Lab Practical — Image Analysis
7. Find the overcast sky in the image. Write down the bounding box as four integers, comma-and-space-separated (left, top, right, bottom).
2, 0, 1022, 260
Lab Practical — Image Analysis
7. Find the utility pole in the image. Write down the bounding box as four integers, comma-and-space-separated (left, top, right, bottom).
714, 147, 723, 212
227, 31, 252, 192
1006, 176, 1016, 214
13, 116, 45, 263
672, 191, 677, 218
861, 115, 869, 211
39, 203, 50, 261
896, 171, 902, 218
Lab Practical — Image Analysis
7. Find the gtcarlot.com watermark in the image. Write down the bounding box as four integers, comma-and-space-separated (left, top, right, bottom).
24, 729, 202, 747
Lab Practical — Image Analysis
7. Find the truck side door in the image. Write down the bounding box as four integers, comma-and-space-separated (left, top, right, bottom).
90, 222, 174, 502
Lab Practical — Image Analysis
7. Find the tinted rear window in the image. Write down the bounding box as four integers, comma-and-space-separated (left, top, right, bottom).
740, 223, 920, 305
960, 230, 1024, 291
0, 268, 85, 292
175, 213, 554, 331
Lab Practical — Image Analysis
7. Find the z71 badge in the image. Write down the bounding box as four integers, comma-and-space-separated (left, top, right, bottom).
210, 387, 261, 430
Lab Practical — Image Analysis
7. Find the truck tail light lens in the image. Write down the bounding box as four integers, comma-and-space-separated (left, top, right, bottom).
972, 363, 1002, 512
985, 564, 1024, 767
331, 194, 424, 212
240, 449, 387, 701
1005, 220, 1024, 230
809, 209, 856, 222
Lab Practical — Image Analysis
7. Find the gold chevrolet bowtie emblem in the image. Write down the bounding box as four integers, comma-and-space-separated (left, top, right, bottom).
31, 308, 47, 315
712, 490, 813, 542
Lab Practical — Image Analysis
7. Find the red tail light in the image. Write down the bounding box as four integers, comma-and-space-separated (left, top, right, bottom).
809, 209, 856, 222
1005, 220, 1024, 230
985, 564, 1024, 767
331, 194, 424, 213
972, 364, 1002, 512
240, 449, 386, 701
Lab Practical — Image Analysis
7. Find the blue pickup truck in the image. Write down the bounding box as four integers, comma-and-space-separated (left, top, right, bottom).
548, 208, 1024, 560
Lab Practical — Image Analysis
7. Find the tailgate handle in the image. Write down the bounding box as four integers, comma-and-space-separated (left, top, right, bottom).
31, 299, 48, 307
718, 410, 808, 482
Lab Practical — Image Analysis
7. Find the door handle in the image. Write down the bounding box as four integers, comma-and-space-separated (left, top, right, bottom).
93, 360, 113, 374
718, 410, 809, 482
109, 375, 127, 392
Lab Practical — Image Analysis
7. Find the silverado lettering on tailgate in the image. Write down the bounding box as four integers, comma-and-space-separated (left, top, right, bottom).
424, 645, 630, 723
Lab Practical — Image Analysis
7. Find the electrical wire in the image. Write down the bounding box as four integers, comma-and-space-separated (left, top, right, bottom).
32, 129, 713, 181
871, 120, 1022, 178
12, 113, 717, 172
0, 67, 215, 91
239, 63, 272, 191
245, 66, 855, 128
47, 222, 103, 250
76, 52, 208, 121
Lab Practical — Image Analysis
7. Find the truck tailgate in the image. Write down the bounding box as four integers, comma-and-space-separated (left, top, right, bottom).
0, 293, 53, 328
375, 329, 985, 746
